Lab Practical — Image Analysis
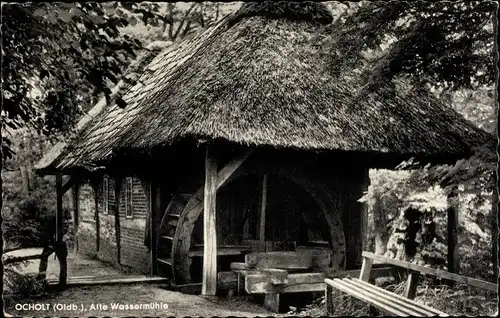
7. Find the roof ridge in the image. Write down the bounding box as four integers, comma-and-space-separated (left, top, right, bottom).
228, 1, 333, 25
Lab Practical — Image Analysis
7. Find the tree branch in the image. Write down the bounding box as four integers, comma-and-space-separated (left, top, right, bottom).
172, 3, 196, 41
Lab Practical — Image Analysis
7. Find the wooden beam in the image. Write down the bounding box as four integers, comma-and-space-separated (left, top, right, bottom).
92, 182, 100, 252
259, 174, 268, 252
202, 144, 218, 296
72, 183, 80, 251
315, 265, 399, 279
172, 149, 254, 285
248, 268, 289, 284
4, 249, 53, 265
349, 278, 444, 316
140, 178, 152, 249
325, 283, 334, 315
245, 272, 326, 294
491, 174, 498, 279
263, 293, 280, 313
61, 176, 78, 195
150, 180, 160, 276
403, 271, 419, 299
56, 173, 64, 243
230, 262, 247, 270
326, 278, 409, 316
114, 177, 123, 264
245, 251, 331, 269
217, 149, 254, 189
72, 184, 80, 228
447, 186, 459, 275
359, 256, 373, 282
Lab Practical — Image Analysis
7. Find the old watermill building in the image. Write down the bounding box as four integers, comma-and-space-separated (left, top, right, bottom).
36, 2, 490, 296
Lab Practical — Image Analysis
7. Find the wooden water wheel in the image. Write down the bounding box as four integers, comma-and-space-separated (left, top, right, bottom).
156, 172, 346, 284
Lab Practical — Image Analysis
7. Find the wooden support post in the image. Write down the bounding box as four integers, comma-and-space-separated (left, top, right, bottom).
73, 183, 80, 251
325, 283, 334, 315
263, 293, 280, 313
173, 149, 253, 285
114, 178, 123, 265
447, 186, 459, 275
55, 173, 68, 288
140, 178, 152, 249
359, 253, 376, 315
202, 144, 218, 296
359, 256, 373, 282
237, 272, 242, 296
61, 176, 77, 196
259, 174, 268, 252
360, 170, 370, 252
92, 183, 100, 252
404, 271, 420, 299
56, 173, 64, 243
150, 181, 160, 276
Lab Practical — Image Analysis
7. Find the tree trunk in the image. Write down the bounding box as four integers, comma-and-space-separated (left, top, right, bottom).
215, 3, 220, 21
19, 133, 31, 194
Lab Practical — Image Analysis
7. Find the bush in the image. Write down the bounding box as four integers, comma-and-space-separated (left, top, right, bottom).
3, 195, 73, 249
3, 166, 72, 248
3, 263, 47, 299
2, 211, 41, 248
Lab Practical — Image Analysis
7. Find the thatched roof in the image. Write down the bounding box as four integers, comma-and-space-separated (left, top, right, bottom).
37, 1, 491, 174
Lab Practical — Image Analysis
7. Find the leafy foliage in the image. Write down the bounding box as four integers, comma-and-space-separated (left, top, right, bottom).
2, 209, 42, 248
1, 173, 72, 248
1, 2, 233, 161
348, 0, 498, 277
325, 1, 496, 92
4, 263, 48, 299
1, 130, 71, 247
2, 2, 136, 160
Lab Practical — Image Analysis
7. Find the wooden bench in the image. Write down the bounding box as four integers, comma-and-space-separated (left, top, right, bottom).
325, 251, 498, 316
229, 250, 332, 312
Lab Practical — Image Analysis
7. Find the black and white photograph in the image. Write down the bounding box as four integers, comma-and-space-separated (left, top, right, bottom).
1, 1, 498, 317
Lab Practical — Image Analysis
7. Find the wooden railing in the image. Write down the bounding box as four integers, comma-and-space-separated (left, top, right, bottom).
325, 251, 497, 317
361, 252, 497, 292
3, 249, 53, 266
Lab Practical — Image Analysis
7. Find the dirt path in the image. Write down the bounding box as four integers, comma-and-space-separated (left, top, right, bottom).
4, 250, 281, 316
5, 284, 278, 317
5, 248, 125, 279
